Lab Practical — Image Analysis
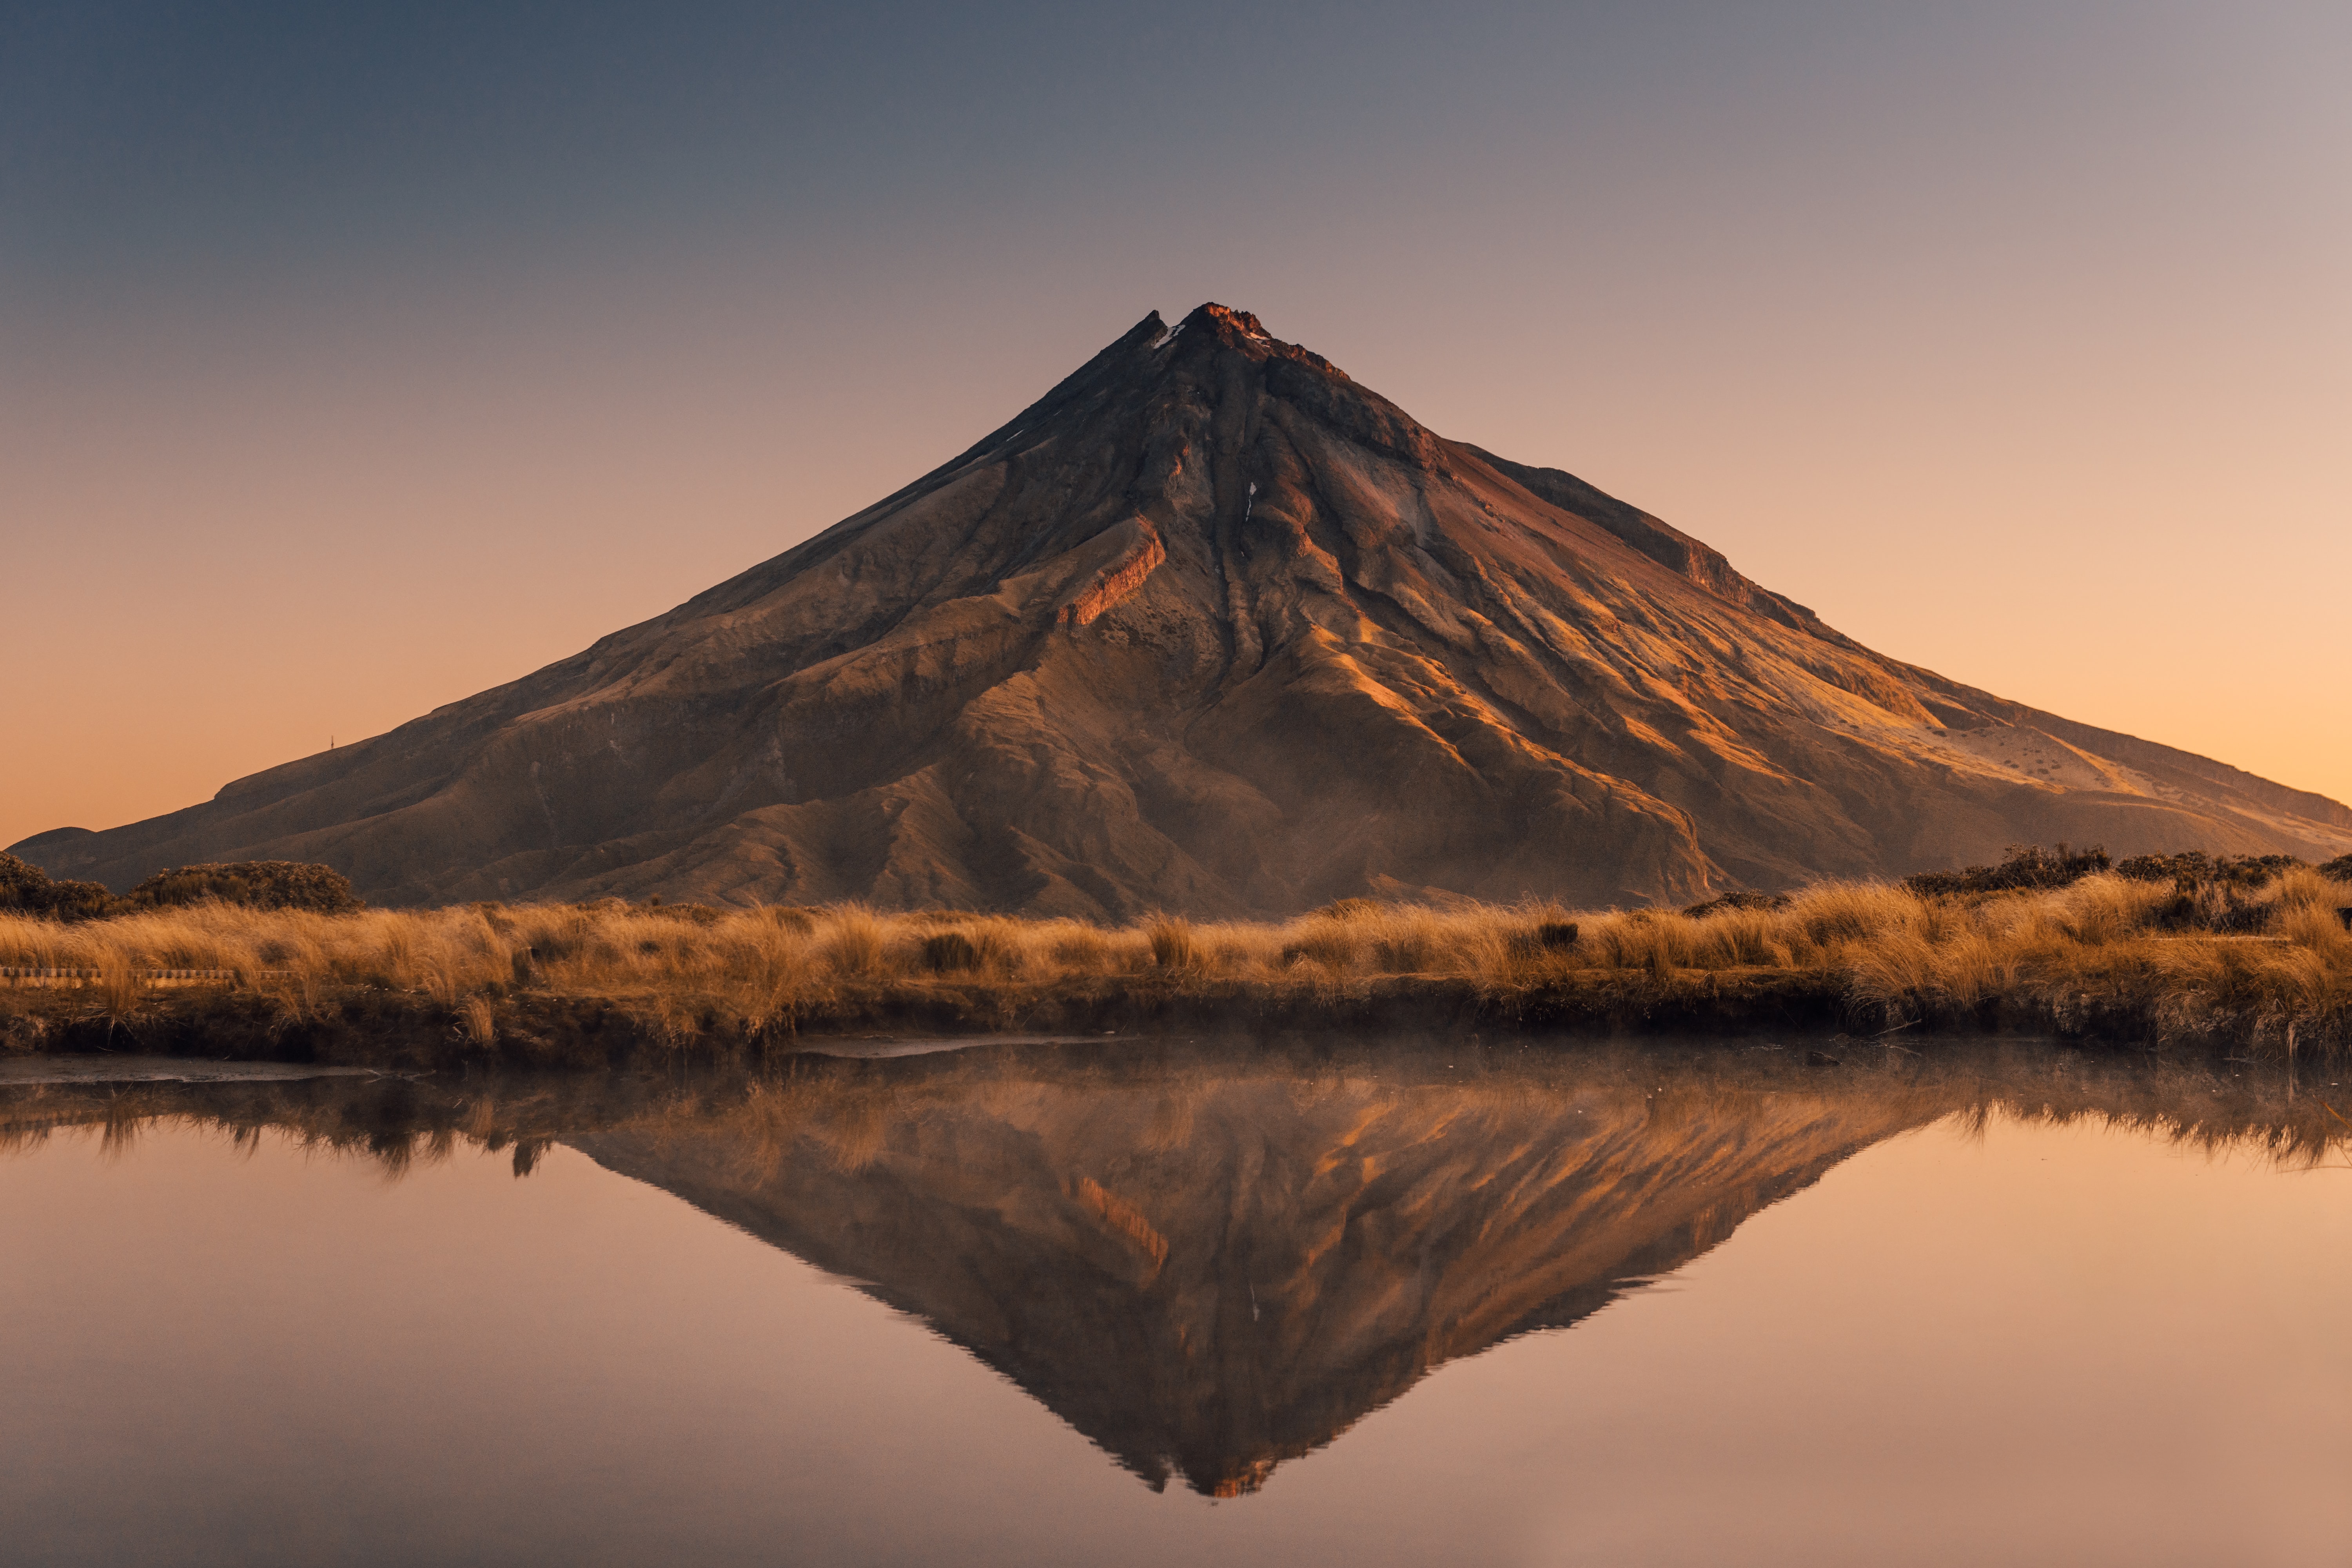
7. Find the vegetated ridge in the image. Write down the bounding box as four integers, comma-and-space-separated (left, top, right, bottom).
15, 304, 2350, 914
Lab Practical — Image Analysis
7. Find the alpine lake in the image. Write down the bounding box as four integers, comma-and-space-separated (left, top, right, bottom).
5, 1033, 2347, 1567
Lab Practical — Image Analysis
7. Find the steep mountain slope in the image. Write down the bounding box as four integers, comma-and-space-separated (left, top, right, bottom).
18, 303, 2348, 912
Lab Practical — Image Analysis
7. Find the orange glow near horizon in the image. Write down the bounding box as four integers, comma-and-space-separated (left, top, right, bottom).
5, 3, 2346, 849
6, 269, 2344, 849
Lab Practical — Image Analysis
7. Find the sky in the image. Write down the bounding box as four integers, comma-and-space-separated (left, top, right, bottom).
4, 0, 2347, 848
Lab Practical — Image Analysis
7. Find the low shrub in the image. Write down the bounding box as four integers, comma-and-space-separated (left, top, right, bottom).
1682, 891, 1790, 918
1905, 844, 2111, 897
2114, 852, 2304, 889
639, 902, 728, 926
0, 853, 118, 922
124, 861, 363, 915
2149, 881, 2276, 935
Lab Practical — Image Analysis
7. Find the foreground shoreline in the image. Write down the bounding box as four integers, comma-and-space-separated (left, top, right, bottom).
7, 968, 1857, 1067
5, 865, 2347, 1067
0, 952, 2335, 1070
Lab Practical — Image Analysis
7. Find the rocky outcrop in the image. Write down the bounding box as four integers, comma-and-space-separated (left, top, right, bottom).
1056, 518, 1165, 627
17, 303, 2349, 913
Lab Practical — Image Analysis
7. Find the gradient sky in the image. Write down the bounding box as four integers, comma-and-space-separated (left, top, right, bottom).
5, 0, 2347, 848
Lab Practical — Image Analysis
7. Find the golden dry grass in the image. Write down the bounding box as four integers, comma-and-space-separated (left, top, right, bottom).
2, 869, 2347, 1056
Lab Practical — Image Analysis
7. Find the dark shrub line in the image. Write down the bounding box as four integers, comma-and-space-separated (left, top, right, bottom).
0, 853, 363, 922
1904, 844, 2114, 897
1683, 891, 1792, 918
1904, 844, 2352, 904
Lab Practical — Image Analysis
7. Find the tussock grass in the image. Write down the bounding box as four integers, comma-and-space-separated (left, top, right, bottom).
2, 866, 2348, 1058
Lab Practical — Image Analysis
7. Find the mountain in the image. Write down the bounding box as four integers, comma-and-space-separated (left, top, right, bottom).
17, 303, 2349, 913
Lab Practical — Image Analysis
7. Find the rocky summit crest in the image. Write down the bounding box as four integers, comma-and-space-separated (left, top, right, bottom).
18, 305, 2350, 912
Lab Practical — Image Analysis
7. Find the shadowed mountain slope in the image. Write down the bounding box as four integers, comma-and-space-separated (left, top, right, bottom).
19, 304, 2348, 911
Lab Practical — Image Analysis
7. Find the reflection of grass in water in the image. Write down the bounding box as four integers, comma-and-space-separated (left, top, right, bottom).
3, 869, 2348, 1057
6, 1039, 2346, 1183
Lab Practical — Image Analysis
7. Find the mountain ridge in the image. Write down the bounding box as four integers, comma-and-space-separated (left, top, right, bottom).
17, 302, 2348, 912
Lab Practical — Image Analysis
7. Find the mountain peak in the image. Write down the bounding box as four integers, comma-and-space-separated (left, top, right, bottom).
1133, 303, 1345, 381
1180, 301, 1269, 341
19, 310, 2348, 910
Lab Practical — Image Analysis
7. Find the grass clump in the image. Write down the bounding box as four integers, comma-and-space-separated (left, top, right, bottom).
1147, 916, 1201, 973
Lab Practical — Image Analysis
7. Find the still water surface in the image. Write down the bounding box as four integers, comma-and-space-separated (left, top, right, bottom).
4, 1040, 2347, 1566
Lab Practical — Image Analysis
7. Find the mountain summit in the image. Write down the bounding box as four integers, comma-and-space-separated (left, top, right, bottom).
20, 303, 2350, 911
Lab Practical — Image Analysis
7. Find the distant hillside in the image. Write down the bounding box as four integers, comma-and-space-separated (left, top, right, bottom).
18, 303, 2349, 912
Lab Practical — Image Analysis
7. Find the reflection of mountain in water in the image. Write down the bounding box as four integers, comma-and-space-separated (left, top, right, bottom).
11, 1042, 2325, 1498
568, 1048, 1942, 1495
